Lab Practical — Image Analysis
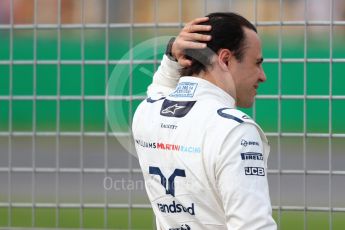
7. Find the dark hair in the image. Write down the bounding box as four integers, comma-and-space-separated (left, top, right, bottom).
180, 12, 257, 76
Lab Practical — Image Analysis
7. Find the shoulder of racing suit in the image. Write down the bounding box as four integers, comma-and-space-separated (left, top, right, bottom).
214, 107, 269, 145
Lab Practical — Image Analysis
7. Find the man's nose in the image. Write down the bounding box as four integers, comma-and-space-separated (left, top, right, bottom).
259, 68, 266, 82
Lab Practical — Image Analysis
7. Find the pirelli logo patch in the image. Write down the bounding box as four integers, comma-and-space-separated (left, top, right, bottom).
241, 152, 263, 161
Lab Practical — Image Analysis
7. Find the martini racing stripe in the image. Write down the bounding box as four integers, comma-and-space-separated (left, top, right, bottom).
135, 139, 201, 154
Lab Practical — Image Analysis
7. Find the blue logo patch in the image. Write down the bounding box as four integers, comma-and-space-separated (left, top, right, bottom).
170, 82, 198, 98
149, 166, 186, 197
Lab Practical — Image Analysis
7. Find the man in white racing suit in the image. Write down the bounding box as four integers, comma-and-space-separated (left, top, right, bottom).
132, 13, 277, 230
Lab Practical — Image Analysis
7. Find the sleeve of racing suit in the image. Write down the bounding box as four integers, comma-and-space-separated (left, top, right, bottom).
147, 54, 181, 96
215, 123, 276, 230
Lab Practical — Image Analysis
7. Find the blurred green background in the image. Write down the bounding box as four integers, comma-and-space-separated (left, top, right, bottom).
1, 28, 345, 134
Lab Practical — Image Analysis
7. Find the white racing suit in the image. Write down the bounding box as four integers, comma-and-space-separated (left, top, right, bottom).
132, 55, 277, 230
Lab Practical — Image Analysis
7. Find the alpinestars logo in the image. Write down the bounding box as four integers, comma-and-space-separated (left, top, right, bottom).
160, 100, 196, 118
241, 139, 260, 147
169, 224, 191, 230
162, 104, 186, 115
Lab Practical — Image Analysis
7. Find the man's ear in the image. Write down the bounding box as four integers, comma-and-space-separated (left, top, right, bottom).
217, 49, 232, 72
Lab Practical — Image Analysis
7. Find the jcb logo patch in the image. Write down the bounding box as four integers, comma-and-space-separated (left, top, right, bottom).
244, 167, 265, 176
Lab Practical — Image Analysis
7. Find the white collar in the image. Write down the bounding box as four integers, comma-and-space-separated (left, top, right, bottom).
168, 76, 236, 108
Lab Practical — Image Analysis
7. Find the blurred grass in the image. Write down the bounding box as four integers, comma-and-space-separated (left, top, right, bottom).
0, 207, 154, 229
1, 208, 345, 229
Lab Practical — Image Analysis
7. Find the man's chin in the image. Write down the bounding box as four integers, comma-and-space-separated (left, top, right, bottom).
236, 99, 254, 108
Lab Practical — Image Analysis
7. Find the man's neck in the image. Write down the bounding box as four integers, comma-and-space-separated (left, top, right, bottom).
193, 69, 237, 100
